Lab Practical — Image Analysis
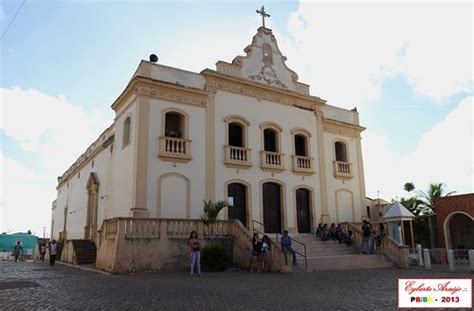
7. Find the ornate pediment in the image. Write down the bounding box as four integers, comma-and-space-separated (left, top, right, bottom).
216, 27, 310, 96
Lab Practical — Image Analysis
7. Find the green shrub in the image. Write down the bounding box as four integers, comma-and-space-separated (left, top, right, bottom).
202, 245, 231, 272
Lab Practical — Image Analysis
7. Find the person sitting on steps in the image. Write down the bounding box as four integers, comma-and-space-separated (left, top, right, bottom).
315, 223, 323, 239
344, 229, 354, 246
328, 223, 336, 241
280, 230, 297, 266
321, 224, 329, 241
335, 224, 343, 243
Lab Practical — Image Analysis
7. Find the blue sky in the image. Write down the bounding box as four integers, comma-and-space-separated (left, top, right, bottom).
1, 0, 473, 234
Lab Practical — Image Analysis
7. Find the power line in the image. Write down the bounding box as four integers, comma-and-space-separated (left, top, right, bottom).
1, 0, 26, 40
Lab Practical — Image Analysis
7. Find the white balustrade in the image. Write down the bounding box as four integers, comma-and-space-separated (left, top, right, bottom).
224, 146, 252, 167
261, 151, 285, 171
333, 161, 352, 178
158, 137, 192, 161
292, 155, 314, 174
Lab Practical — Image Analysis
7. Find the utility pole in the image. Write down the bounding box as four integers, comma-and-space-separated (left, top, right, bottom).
43, 227, 46, 239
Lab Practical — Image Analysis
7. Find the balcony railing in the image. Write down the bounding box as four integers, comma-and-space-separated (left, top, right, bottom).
292, 155, 315, 175
261, 151, 285, 172
224, 146, 252, 168
158, 136, 192, 162
333, 160, 353, 178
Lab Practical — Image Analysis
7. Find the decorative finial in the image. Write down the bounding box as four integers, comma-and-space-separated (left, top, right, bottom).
256, 5, 270, 28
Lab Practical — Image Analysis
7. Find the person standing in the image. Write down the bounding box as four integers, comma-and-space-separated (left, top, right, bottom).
13, 241, 23, 262
280, 230, 297, 266
40, 243, 46, 262
188, 231, 201, 276
250, 233, 262, 272
260, 235, 270, 272
49, 239, 57, 266
362, 220, 373, 254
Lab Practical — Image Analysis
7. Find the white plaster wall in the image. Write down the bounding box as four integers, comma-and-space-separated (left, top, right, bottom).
214, 90, 322, 232
322, 105, 357, 125
51, 190, 66, 240
109, 100, 137, 218
160, 175, 188, 218
323, 132, 363, 224
52, 146, 112, 240
335, 190, 354, 223
146, 98, 206, 219
148, 62, 205, 89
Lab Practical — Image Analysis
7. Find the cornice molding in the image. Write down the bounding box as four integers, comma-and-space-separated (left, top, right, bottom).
202, 70, 325, 111
112, 77, 208, 112
322, 118, 366, 138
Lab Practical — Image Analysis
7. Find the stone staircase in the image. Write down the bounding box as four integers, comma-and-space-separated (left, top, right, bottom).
293, 235, 394, 272
71, 240, 97, 265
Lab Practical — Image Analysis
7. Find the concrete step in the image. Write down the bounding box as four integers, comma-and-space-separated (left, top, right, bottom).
305, 254, 393, 272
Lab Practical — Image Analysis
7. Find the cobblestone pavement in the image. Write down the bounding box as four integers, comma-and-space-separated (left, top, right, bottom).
0, 261, 472, 310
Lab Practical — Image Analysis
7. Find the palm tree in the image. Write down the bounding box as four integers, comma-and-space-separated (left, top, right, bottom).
201, 200, 229, 234
419, 182, 456, 214
400, 196, 425, 216
404, 182, 415, 193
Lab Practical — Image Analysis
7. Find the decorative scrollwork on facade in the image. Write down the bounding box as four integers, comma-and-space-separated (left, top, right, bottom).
135, 85, 208, 107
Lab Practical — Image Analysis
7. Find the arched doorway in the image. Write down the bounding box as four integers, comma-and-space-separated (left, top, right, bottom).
445, 212, 474, 249
262, 182, 282, 233
85, 173, 99, 240
227, 183, 247, 227
296, 188, 311, 233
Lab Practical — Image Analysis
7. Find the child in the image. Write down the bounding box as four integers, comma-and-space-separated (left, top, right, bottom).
260, 235, 270, 272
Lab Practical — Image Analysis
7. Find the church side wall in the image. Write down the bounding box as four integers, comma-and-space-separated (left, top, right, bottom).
323, 132, 363, 224
146, 98, 206, 219
52, 188, 66, 240
108, 99, 138, 218
214, 90, 322, 233
52, 146, 112, 240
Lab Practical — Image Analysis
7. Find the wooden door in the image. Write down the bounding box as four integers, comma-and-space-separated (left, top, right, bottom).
263, 182, 282, 233
228, 183, 247, 227
296, 188, 311, 233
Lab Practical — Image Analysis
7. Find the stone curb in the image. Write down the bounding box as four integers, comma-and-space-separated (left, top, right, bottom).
56, 261, 111, 276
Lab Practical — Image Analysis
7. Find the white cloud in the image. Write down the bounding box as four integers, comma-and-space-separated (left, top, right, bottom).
0, 87, 111, 234
0, 87, 111, 172
0, 154, 53, 235
363, 96, 474, 200
279, 2, 473, 108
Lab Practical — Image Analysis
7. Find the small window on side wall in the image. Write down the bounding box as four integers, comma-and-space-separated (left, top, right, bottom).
123, 117, 131, 147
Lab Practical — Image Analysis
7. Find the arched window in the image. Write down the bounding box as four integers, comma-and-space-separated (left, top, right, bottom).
335, 141, 348, 162
294, 134, 307, 156
229, 122, 244, 147
165, 112, 184, 138
159, 109, 191, 162
291, 128, 314, 175
223, 116, 251, 168
259, 122, 284, 172
263, 129, 278, 152
122, 116, 131, 147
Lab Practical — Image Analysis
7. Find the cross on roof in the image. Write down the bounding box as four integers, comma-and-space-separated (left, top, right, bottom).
256, 6, 270, 28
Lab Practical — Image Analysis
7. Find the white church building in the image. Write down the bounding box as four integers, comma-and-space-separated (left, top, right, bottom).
51, 23, 367, 246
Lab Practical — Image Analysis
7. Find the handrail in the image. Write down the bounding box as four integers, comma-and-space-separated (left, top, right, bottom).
276, 233, 307, 270
252, 220, 307, 270
252, 219, 265, 234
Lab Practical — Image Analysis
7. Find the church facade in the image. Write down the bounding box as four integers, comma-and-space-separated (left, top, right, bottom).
51, 26, 367, 242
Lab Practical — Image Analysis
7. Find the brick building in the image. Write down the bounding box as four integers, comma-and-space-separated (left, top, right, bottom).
435, 193, 474, 249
